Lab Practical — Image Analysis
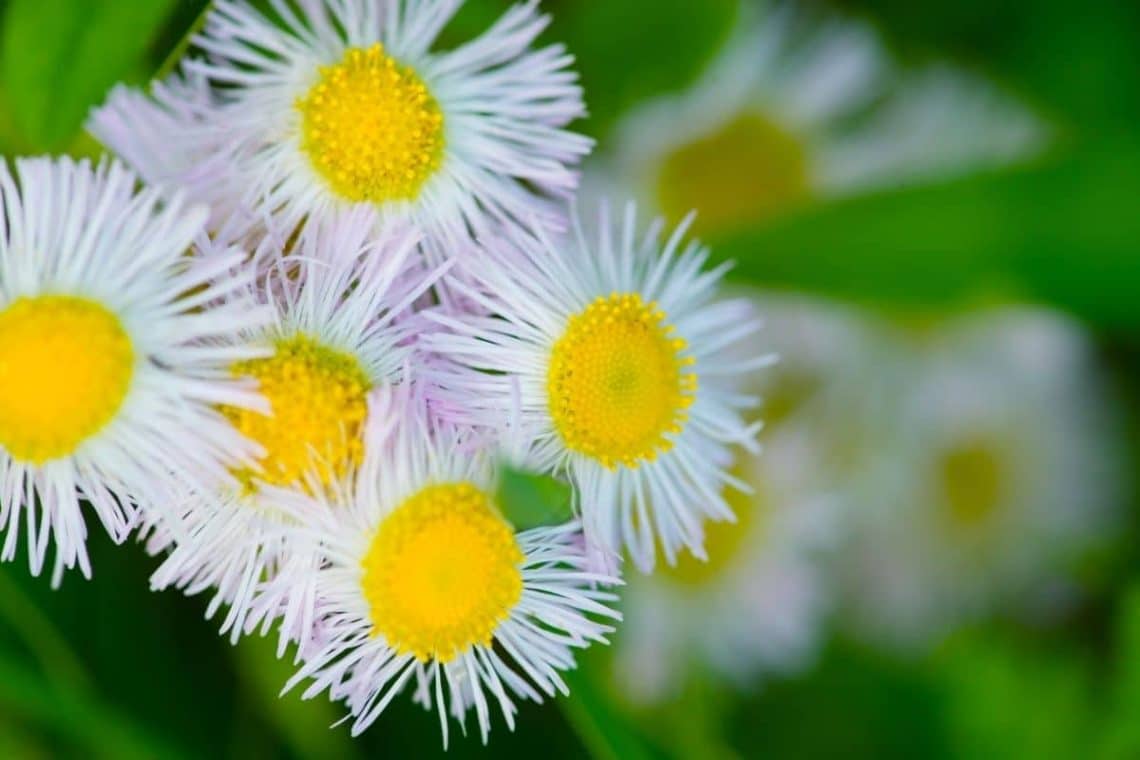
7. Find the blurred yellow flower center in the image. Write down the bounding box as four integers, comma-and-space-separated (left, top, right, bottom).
656, 113, 810, 237
298, 43, 445, 203
547, 293, 697, 469
223, 334, 371, 489
361, 482, 524, 663
939, 440, 1008, 527
661, 460, 761, 585
0, 295, 134, 463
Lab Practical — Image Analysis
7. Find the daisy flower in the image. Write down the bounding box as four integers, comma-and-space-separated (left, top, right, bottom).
147, 210, 444, 644
614, 294, 877, 702
275, 387, 619, 744
837, 308, 1127, 649
0, 157, 269, 582
90, 0, 591, 246
424, 203, 771, 572
586, 4, 1048, 239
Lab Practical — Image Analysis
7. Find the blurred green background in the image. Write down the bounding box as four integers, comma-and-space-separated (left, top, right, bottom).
2, 0, 1140, 757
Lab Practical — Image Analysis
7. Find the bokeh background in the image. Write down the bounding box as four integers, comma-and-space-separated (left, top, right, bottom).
1, 0, 1139, 757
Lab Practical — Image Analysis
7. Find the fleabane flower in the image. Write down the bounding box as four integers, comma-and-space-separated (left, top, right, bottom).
274, 388, 619, 745
587, 4, 1047, 239
424, 203, 771, 572
90, 0, 591, 247
0, 157, 269, 582
147, 210, 444, 644
836, 309, 1127, 649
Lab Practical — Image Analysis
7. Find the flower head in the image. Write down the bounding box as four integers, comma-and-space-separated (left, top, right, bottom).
588, 4, 1047, 238
425, 203, 772, 572
89, 0, 592, 247
0, 157, 270, 581
274, 388, 619, 744
837, 309, 1127, 648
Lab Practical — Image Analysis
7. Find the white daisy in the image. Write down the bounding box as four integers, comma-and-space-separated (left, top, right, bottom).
89, 0, 591, 246
424, 203, 771, 573
0, 157, 270, 583
146, 209, 445, 644
587, 3, 1048, 239
274, 387, 619, 745
614, 293, 877, 703
837, 308, 1127, 649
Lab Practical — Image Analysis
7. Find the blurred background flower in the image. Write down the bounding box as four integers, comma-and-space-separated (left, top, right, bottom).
1, 0, 1139, 757
834, 308, 1127, 651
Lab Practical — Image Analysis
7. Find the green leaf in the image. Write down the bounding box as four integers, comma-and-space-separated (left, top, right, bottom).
551, 0, 739, 138
152, 1, 213, 82
851, 0, 1140, 132
497, 465, 574, 531
1, 0, 178, 150
713, 138, 1140, 328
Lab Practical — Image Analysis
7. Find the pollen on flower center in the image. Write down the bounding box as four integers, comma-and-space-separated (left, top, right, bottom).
223, 334, 371, 489
361, 482, 524, 663
0, 295, 134, 463
298, 43, 445, 203
547, 293, 697, 469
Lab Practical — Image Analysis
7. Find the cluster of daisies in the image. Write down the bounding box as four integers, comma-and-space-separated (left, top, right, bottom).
2, 0, 1106, 744
0, 0, 772, 744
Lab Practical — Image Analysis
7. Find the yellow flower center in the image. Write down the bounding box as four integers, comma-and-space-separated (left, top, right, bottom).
656, 113, 810, 237
939, 439, 1008, 528
298, 43, 445, 203
0, 295, 134, 463
361, 482, 524, 663
547, 293, 696, 469
223, 334, 371, 489
661, 459, 762, 585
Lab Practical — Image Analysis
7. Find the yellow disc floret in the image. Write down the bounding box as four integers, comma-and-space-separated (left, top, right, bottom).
657, 113, 810, 237
361, 482, 524, 662
939, 439, 1008, 528
547, 293, 697, 469
223, 334, 371, 489
0, 295, 134, 463
298, 43, 445, 203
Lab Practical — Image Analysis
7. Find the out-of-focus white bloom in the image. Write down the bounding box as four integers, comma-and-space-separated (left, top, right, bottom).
587, 4, 1048, 239
275, 388, 619, 745
837, 308, 1126, 649
423, 203, 772, 573
0, 157, 269, 583
147, 211, 444, 646
89, 0, 591, 246
615, 444, 835, 703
